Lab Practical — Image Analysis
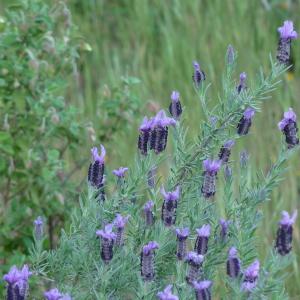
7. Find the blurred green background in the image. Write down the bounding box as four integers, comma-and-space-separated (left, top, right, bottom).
1, 0, 300, 297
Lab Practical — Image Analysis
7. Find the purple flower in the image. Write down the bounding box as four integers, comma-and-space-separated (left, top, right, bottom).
242, 260, 260, 291
144, 201, 155, 226
114, 214, 129, 229
3, 266, 22, 285
278, 108, 299, 148
169, 91, 182, 120
44, 288, 63, 300
175, 228, 189, 260
112, 167, 128, 178
96, 223, 116, 240
139, 116, 153, 131
195, 225, 211, 255
219, 219, 230, 241
219, 140, 235, 164
278, 21, 298, 39
276, 210, 297, 255
237, 108, 255, 135
144, 200, 154, 212
193, 61, 206, 87
138, 117, 153, 155
243, 108, 255, 120
34, 216, 44, 240
157, 285, 178, 300
175, 227, 190, 238
91, 145, 106, 164
226, 247, 241, 278
237, 72, 247, 93
185, 252, 204, 265
193, 280, 213, 300
152, 110, 177, 127
203, 159, 222, 174
185, 252, 204, 284
142, 241, 159, 255
226, 44, 235, 64
160, 186, 180, 201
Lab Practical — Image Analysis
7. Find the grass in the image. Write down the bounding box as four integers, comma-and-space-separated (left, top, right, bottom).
1, 0, 300, 297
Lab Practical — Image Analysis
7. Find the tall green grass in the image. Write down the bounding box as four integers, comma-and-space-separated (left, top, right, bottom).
70, 1, 300, 297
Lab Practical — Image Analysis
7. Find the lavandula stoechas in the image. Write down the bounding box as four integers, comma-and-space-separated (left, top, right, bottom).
114, 214, 129, 246
157, 285, 178, 300
236, 72, 247, 94
185, 252, 204, 284
44, 288, 72, 300
194, 225, 211, 255
96, 224, 116, 264
34, 216, 43, 240
113, 166, 128, 188
138, 117, 152, 155
193, 280, 213, 300
237, 108, 255, 135
242, 259, 260, 292
144, 200, 155, 226
141, 241, 159, 281
226, 247, 241, 278
276, 20, 298, 65
3, 265, 32, 300
278, 108, 299, 149
193, 61, 206, 88
150, 110, 176, 154
218, 140, 235, 164
169, 91, 182, 120
275, 210, 297, 255
175, 227, 189, 260
161, 186, 180, 226
219, 219, 230, 242
201, 159, 221, 198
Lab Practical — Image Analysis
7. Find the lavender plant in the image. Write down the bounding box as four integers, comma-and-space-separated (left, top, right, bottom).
3, 20, 299, 299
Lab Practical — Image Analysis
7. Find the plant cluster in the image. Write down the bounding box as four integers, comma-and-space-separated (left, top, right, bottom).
2, 15, 299, 300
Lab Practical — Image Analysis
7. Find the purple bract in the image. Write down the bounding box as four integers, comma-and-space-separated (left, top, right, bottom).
278, 20, 298, 39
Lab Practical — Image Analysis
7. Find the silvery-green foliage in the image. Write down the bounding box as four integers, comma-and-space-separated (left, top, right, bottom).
32, 50, 297, 299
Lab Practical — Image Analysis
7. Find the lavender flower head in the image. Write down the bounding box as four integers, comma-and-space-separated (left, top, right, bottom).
219, 140, 235, 164
157, 285, 178, 300
139, 116, 153, 132
169, 91, 182, 120
153, 110, 177, 127
237, 72, 247, 93
160, 186, 180, 201
3, 266, 22, 285
144, 200, 155, 226
185, 251, 204, 284
175, 227, 190, 238
193, 61, 206, 87
44, 288, 62, 300
277, 21, 298, 65
112, 167, 128, 178
280, 210, 298, 226
237, 108, 255, 135
96, 223, 116, 240
219, 219, 230, 241
114, 214, 129, 229
243, 108, 255, 120
196, 224, 211, 237
193, 280, 212, 291
242, 260, 260, 291
276, 210, 298, 255
144, 200, 154, 212
143, 241, 159, 255
278, 108, 299, 148
138, 116, 152, 155
226, 247, 241, 278
228, 247, 238, 258
203, 159, 221, 174
186, 252, 204, 265
193, 280, 213, 300
278, 20, 298, 39
34, 216, 43, 240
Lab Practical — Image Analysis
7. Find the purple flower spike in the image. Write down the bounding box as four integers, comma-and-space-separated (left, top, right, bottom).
96, 223, 116, 263
219, 140, 235, 164
112, 167, 128, 178
34, 216, 44, 240
193, 61, 206, 87
193, 280, 213, 300
195, 225, 211, 255
169, 91, 182, 120
242, 259, 260, 292
237, 108, 255, 135
203, 159, 221, 174
278, 21, 298, 39
143, 241, 159, 255
157, 285, 178, 300
138, 117, 153, 155
185, 252, 204, 284
175, 228, 189, 260
277, 21, 298, 65
114, 214, 129, 246
141, 241, 159, 281
237, 72, 247, 94
96, 223, 116, 240
201, 160, 221, 197
91, 145, 106, 164
226, 247, 241, 278
144, 200, 155, 226
44, 288, 63, 300
276, 210, 297, 255
161, 186, 180, 226
278, 108, 299, 148
219, 219, 231, 241
3, 266, 22, 285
